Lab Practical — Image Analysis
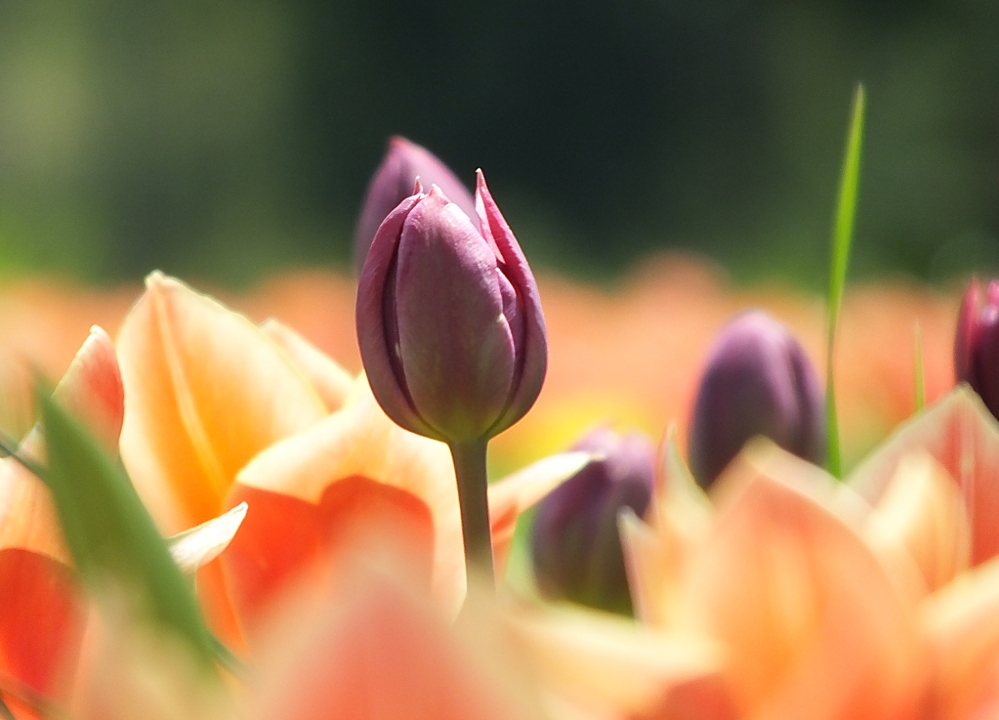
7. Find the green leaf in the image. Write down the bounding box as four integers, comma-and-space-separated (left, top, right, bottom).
825, 84, 865, 478
914, 322, 925, 412
37, 389, 216, 667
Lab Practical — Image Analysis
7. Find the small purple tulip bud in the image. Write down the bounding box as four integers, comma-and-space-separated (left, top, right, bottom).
356, 170, 547, 444
353, 136, 477, 272
955, 278, 999, 419
687, 310, 825, 489
531, 427, 655, 614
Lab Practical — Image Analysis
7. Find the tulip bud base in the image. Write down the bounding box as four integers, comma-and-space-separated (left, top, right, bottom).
448, 441, 495, 587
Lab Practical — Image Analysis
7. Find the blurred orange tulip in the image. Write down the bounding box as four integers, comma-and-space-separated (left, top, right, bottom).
619, 386, 999, 720
0, 327, 123, 715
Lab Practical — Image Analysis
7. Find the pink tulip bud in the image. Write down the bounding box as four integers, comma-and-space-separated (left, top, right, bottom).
531, 427, 655, 614
955, 278, 999, 418
688, 311, 825, 489
356, 170, 547, 444
353, 137, 476, 272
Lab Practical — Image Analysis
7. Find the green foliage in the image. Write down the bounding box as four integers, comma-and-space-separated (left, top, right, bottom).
825, 85, 865, 478
36, 389, 216, 668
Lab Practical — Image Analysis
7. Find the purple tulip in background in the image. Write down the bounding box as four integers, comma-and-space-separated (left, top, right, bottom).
531, 427, 655, 614
687, 310, 825, 489
356, 170, 547, 445
955, 278, 999, 419
353, 136, 477, 272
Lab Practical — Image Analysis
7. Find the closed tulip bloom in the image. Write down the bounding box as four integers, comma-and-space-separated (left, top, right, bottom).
954, 278, 999, 420
531, 427, 655, 614
354, 136, 476, 272
688, 310, 825, 489
356, 171, 546, 446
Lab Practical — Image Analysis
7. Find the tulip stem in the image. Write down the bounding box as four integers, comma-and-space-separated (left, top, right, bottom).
449, 440, 495, 586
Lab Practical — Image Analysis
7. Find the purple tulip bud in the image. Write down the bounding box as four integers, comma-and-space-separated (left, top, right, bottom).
353, 136, 477, 273
531, 427, 655, 614
687, 310, 825, 489
955, 278, 999, 419
356, 170, 547, 444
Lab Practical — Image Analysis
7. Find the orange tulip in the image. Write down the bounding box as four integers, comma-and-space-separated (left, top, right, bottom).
617, 385, 999, 720
0, 327, 123, 714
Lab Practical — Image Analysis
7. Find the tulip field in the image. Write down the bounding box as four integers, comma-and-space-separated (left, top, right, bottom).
1, 90, 999, 720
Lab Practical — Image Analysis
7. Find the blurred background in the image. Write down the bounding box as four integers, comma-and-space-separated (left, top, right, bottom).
0, 0, 997, 288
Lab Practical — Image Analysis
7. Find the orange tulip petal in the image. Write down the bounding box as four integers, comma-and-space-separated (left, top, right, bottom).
259, 318, 355, 413
231, 376, 463, 615
248, 558, 540, 720
0, 548, 85, 704
922, 555, 999, 719
116, 272, 327, 532
509, 603, 725, 718
685, 441, 924, 720
222, 478, 435, 636
864, 451, 971, 594
850, 386, 999, 567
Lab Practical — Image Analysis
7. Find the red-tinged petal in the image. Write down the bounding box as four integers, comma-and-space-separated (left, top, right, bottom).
259, 318, 354, 412
863, 451, 971, 594
685, 441, 925, 720
47, 326, 123, 458
247, 554, 541, 720
116, 272, 327, 532
222, 479, 435, 638
0, 548, 86, 705
223, 377, 459, 628
849, 386, 999, 567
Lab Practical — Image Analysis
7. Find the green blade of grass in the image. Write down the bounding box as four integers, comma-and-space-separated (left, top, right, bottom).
914, 322, 925, 412
37, 389, 216, 668
825, 84, 866, 478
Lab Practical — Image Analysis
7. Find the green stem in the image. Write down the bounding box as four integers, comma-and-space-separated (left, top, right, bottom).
448, 440, 495, 586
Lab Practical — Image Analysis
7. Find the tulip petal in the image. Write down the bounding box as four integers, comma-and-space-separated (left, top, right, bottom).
247, 551, 542, 720
117, 272, 328, 532
863, 451, 971, 594
849, 386, 999, 566
0, 549, 85, 705
475, 170, 548, 436
259, 318, 354, 412
509, 602, 725, 717
922, 554, 999, 719
167, 502, 248, 575
356, 194, 441, 439
685, 441, 924, 720
47, 326, 124, 458
620, 427, 712, 628
223, 376, 460, 627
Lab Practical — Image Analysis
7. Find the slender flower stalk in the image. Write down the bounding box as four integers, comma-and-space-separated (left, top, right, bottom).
449, 441, 494, 582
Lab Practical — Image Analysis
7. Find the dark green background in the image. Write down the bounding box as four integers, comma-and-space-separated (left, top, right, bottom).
1, 0, 997, 288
